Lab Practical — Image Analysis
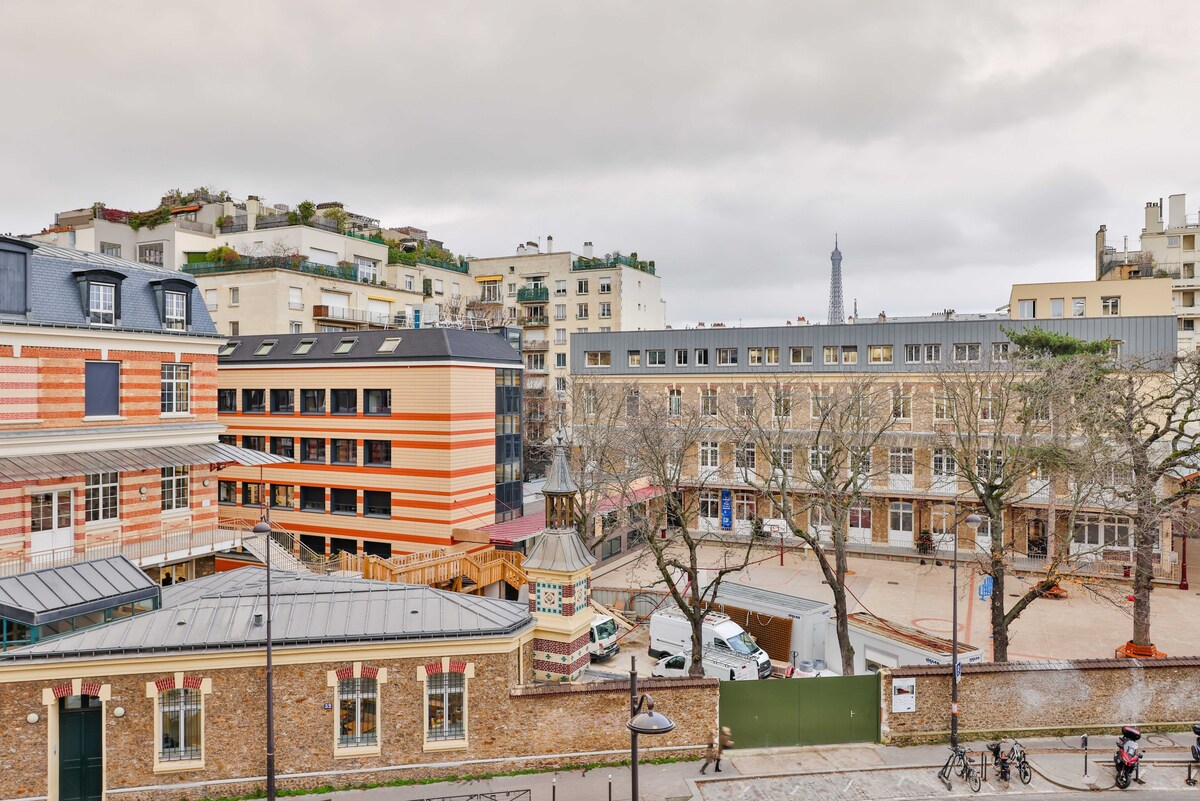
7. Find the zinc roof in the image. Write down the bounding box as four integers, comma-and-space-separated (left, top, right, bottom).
219, 328, 521, 366
0, 557, 158, 626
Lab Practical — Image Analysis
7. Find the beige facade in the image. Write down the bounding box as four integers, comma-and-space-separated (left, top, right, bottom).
1008, 277, 1174, 322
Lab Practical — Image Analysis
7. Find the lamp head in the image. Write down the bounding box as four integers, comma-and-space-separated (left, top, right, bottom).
252, 521, 271, 535
965, 513, 982, 531
627, 695, 676, 735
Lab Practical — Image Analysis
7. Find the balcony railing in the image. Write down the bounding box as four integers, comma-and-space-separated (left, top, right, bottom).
517, 286, 549, 303
184, 256, 359, 281
0, 523, 241, 577
255, 213, 341, 233
346, 230, 387, 244
477, 293, 504, 305
175, 218, 214, 234
572, 252, 656, 275
313, 305, 410, 328
520, 316, 549, 327
523, 340, 550, 351
219, 220, 248, 234
525, 362, 549, 374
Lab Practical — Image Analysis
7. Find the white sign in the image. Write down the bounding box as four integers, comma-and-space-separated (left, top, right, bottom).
892, 677, 917, 713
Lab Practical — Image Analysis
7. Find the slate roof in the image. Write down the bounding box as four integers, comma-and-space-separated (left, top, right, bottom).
220, 327, 521, 365
522, 529, 596, 574
1, 238, 218, 335
0, 567, 532, 661
0, 557, 158, 626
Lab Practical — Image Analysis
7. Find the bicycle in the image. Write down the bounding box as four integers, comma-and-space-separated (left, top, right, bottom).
1006, 739, 1033, 785
938, 745, 982, 793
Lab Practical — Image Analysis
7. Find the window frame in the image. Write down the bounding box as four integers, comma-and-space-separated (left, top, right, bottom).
161, 466, 189, 512
585, 350, 611, 368
160, 363, 191, 414
868, 344, 893, 364
85, 472, 119, 523
790, 346, 813, 365
148, 677, 211, 773
420, 662, 473, 750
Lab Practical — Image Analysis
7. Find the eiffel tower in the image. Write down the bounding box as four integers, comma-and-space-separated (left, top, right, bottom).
828, 235, 844, 324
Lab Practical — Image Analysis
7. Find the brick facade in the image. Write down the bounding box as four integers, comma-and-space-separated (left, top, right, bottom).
532, 630, 591, 682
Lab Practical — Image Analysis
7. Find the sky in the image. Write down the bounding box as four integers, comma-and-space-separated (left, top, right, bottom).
3, 1, 1199, 327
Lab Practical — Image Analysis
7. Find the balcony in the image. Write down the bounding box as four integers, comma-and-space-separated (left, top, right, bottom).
184, 256, 359, 282
523, 339, 550, 351
525, 362, 549, 375
572, 252, 656, 275
517, 286, 549, 303
313, 305, 410, 329
176, 218, 214, 234
477, 293, 504, 305
520, 315, 549, 328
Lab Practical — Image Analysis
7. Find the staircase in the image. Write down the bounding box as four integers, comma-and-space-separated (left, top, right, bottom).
220, 517, 333, 574
340, 546, 527, 592
241, 530, 310, 573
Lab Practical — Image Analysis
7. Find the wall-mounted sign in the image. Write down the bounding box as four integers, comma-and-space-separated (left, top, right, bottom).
720, 489, 733, 531
892, 677, 916, 713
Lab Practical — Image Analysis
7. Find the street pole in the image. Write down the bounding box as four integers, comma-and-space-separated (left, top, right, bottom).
951, 500, 959, 752
629, 655, 640, 801
1180, 535, 1189, 591
253, 517, 277, 801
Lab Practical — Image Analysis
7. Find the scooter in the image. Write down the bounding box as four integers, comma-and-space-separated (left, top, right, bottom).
986, 741, 1011, 785
1191, 723, 1200, 763
1114, 726, 1142, 790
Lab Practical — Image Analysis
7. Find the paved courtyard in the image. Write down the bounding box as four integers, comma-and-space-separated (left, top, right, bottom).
592, 544, 1200, 662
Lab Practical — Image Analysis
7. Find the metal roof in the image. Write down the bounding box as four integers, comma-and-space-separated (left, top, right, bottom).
0, 568, 532, 662
219, 328, 522, 366
0, 442, 290, 483
714, 582, 831, 616
540, 438, 578, 496
0, 557, 157, 626
522, 528, 596, 575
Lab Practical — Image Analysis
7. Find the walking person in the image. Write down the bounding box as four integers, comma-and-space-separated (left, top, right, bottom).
700, 726, 734, 774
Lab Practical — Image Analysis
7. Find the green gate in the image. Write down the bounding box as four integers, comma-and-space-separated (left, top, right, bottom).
718, 674, 880, 748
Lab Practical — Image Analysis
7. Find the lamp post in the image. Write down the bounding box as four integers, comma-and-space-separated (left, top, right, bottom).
252, 520, 276, 801
950, 507, 982, 752
627, 655, 675, 801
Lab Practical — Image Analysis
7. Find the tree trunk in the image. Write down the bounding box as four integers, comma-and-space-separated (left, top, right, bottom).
832, 544, 854, 675
689, 616, 706, 677
991, 553, 1009, 662
1131, 518, 1155, 647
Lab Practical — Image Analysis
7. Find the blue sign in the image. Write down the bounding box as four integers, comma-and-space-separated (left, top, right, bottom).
720, 489, 733, 530
954, 661, 962, 685
978, 575, 994, 601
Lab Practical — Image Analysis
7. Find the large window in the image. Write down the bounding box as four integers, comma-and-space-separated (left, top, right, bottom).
365, 440, 391, 467
585, 351, 611, 367
891, 390, 911, 420
300, 486, 325, 512
426, 672, 466, 742
164, 291, 187, 330
338, 678, 378, 747
218, 480, 237, 504
159, 688, 202, 761
331, 488, 357, 515
270, 484, 293, 509
700, 389, 717, 416
138, 242, 164, 267
364, 389, 391, 415
84, 361, 120, 417
242, 389, 265, 414
89, 282, 115, 325
301, 438, 326, 463
332, 389, 357, 414
331, 439, 357, 465
271, 389, 294, 413
161, 467, 189, 512
217, 389, 236, 413
888, 447, 914, 476
953, 343, 980, 363
699, 491, 721, 519
364, 490, 391, 518
160, 364, 191, 414
717, 348, 738, 366
699, 440, 719, 470
85, 472, 118, 522
790, 346, 813, 365
868, 345, 893, 364
932, 448, 957, 477
271, 437, 294, 459
301, 389, 325, 414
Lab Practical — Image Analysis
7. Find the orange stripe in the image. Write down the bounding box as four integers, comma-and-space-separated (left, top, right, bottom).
218, 463, 494, 478
221, 426, 497, 437
219, 411, 494, 422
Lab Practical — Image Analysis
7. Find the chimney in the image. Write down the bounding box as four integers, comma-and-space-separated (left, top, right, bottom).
581, 241, 593, 259
245, 196, 262, 231
1144, 200, 1163, 234
516, 243, 526, 255
1168, 194, 1186, 229
546, 234, 554, 253
526, 240, 540, 254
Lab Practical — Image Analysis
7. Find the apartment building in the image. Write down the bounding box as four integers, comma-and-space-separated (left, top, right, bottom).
466, 240, 666, 464
0, 237, 280, 579
215, 328, 523, 557
569, 316, 1180, 573
1094, 192, 1200, 351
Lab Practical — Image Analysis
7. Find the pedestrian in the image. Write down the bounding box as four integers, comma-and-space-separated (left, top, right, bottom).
699, 737, 716, 774
700, 726, 733, 774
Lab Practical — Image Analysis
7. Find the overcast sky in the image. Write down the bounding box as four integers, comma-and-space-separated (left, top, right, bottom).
4, 1, 1198, 326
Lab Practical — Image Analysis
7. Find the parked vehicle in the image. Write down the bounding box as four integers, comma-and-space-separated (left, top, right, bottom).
1006, 739, 1033, 785
1114, 726, 1142, 790
708, 582, 830, 671
937, 745, 981, 793
650, 649, 759, 681
588, 615, 620, 661
1191, 723, 1200, 763
986, 741, 1011, 785
649, 607, 772, 678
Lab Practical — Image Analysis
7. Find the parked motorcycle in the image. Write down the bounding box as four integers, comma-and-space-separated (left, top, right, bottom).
986, 741, 1011, 785
1114, 726, 1142, 790
1191, 723, 1200, 763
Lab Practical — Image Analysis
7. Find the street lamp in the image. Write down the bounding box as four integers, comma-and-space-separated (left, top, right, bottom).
950, 509, 981, 751
252, 520, 276, 801
627, 655, 675, 801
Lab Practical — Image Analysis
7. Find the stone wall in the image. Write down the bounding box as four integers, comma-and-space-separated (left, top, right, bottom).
0, 649, 717, 801
881, 657, 1200, 744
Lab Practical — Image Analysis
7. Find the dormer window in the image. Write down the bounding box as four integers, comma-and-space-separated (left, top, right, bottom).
89, 283, 115, 325
255, 340, 277, 356
0, 236, 35, 317
149, 277, 194, 332
333, 337, 357, 355
218, 342, 240, 357
164, 291, 187, 330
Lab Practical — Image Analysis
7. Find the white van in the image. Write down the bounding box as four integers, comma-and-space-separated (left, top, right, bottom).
588, 615, 620, 661
649, 607, 772, 678
651, 649, 759, 681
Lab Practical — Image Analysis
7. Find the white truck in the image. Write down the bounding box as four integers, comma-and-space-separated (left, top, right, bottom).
649, 607, 773, 679
711, 582, 831, 671
588, 615, 620, 661
651, 648, 760, 681
825, 612, 985, 675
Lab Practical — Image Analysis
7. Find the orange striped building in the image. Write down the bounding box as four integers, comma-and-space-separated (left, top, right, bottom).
215, 328, 523, 557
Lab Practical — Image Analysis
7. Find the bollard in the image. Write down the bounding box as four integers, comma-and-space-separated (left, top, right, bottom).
1081, 733, 1089, 778
552, 777, 556, 801
608, 774, 613, 801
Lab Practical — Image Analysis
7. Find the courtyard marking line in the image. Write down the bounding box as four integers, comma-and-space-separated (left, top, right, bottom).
964, 565, 979, 657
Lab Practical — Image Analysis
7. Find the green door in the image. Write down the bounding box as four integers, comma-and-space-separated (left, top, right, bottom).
719, 673, 880, 748
60, 695, 102, 801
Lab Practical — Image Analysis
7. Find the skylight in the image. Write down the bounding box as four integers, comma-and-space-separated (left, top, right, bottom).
377, 337, 402, 354
218, 342, 240, 357
293, 338, 317, 355
333, 337, 358, 355
254, 340, 277, 356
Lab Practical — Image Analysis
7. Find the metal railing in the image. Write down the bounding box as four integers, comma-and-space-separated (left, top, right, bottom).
184, 257, 359, 282
0, 523, 241, 577
516, 286, 549, 303
254, 214, 341, 233
346, 231, 387, 244
523, 340, 550, 351
219, 220, 248, 234
520, 316, 549, 327
175, 218, 214, 234
311, 305, 411, 328
572, 253, 656, 275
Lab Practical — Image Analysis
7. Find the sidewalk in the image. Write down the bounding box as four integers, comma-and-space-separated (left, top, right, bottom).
320, 735, 1200, 801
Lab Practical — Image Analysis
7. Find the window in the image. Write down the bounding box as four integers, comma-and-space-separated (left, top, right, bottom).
301, 389, 325, 414
426, 671, 466, 742
161, 466, 189, 512
365, 389, 391, 415
218, 434, 235, 446
271, 437, 294, 459
332, 389, 357, 414
848, 501, 871, 530
991, 342, 1010, 362
576, 303, 589, 319
242, 389, 265, 413
717, 348, 738, 365
765, 347, 779, 365
337, 677, 379, 748
230, 287, 240, 305
695, 348, 710, 366
164, 291, 187, 330
89, 282, 115, 325
254, 341, 277, 358
699, 490, 720, 518
364, 490, 391, 518
1050, 298, 1064, 318
809, 446, 831, 472
301, 438, 326, 463
599, 302, 612, 318
934, 395, 955, 420
159, 687, 202, 761
289, 322, 302, 334
300, 486, 324, 512
888, 448, 914, 476
811, 393, 831, 418
269, 389, 294, 414
218, 481, 237, 505
699, 440, 719, 470
333, 337, 357, 355
85, 473, 118, 522
100, 242, 121, 258
585, 351, 611, 367
841, 346, 858, 365
868, 345, 893, 364
892, 390, 911, 419
598, 277, 612, 294
700, 389, 718, 416
625, 389, 639, 417
823, 346, 838, 365
736, 394, 755, 418
668, 388, 682, 416
1168, 235, 1181, 247
675, 349, 688, 366
773, 389, 792, 418
776, 444, 794, 472
288, 286, 303, 310
331, 487, 357, 515
243, 481, 262, 508
932, 448, 956, 477
137, 243, 164, 267
953, 343, 980, 362
290, 338, 316, 356
270, 484, 294, 509
84, 361, 120, 417
405, 274, 416, 292
736, 442, 756, 471
1072, 297, 1085, 317
923, 343, 941, 363
889, 502, 913, 532
904, 344, 921, 364
647, 349, 666, 366
977, 449, 1004, 481
554, 304, 567, 320
1101, 296, 1120, 316
555, 352, 566, 368
242, 435, 264, 452
627, 350, 641, 367
160, 364, 190, 413
980, 396, 997, 420
551, 328, 566, 346
331, 439, 358, 465
850, 446, 871, 476
554, 280, 567, 296
790, 346, 813, 365
1017, 299, 1035, 319
365, 440, 391, 467
748, 347, 763, 365
576, 278, 589, 294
